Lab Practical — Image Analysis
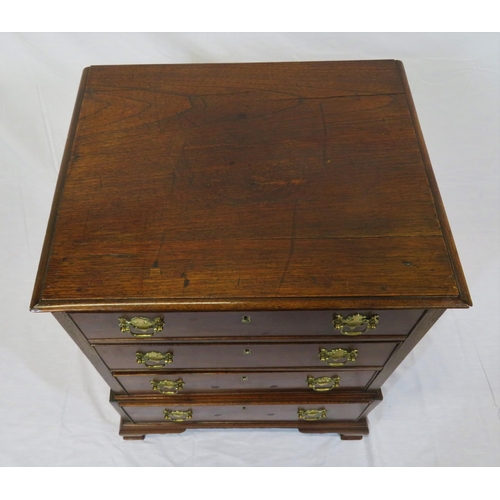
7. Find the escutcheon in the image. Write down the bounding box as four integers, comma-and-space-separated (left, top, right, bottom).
163, 409, 193, 422
151, 378, 185, 395
298, 408, 327, 421
333, 313, 379, 336
136, 350, 173, 368
319, 347, 358, 366
307, 375, 341, 391
119, 316, 164, 337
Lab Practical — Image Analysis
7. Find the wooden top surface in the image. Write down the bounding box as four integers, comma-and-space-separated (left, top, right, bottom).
31, 60, 471, 311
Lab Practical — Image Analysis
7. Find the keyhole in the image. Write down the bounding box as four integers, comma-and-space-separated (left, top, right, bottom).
241, 315, 251, 323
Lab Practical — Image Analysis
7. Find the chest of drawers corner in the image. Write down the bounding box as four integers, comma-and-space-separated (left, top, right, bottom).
32, 60, 471, 440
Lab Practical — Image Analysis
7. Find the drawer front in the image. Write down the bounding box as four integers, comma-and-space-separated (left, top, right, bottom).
72, 310, 424, 339
116, 370, 377, 394
123, 403, 371, 423
96, 342, 398, 370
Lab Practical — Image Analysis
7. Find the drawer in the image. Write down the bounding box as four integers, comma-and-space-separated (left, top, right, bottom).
115, 389, 382, 423
96, 341, 398, 370
116, 370, 378, 395
72, 310, 424, 339
123, 403, 371, 422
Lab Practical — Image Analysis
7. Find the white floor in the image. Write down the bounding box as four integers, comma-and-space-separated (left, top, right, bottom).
1, 32, 498, 466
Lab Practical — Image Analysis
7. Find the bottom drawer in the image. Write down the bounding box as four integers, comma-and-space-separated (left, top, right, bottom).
112, 390, 382, 424
124, 403, 369, 422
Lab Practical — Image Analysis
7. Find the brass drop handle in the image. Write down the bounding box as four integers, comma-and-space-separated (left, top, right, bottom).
319, 348, 358, 366
307, 375, 341, 391
151, 378, 184, 395
298, 408, 327, 421
164, 409, 193, 422
119, 316, 164, 338
136, 350, 173, 368
333, 313, 379, 336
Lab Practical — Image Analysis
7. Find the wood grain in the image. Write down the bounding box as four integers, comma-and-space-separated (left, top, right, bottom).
71, 309, 424, 339
95, 341, 399, 370
396, 61, 472, 306
115, 370, 377, 394
111, 388, 382, 405
30, 60, 471, 439
31, 60, 468, 312
118, 418, 371, 438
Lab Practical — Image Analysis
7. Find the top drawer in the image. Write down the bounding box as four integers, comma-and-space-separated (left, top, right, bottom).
71, 310, 424, 340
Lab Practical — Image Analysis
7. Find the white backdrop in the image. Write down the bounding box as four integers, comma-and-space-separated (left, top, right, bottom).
0, 32, 498, 466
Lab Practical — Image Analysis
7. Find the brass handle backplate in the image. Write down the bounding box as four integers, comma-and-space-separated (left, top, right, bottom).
164, 409, 193, 422
307, 375, 341, 391
333, 313, 379, 336
298, 408, 327, 421
151, 378, 185, 395
319, 348, 358, 366
119, 316, 164, 338
136, 350, 173, 368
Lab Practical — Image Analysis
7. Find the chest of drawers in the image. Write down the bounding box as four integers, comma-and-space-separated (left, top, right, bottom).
31, 60, 471, 440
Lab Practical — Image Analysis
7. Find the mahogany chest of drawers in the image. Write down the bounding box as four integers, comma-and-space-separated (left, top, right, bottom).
31, 60, 471, 440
